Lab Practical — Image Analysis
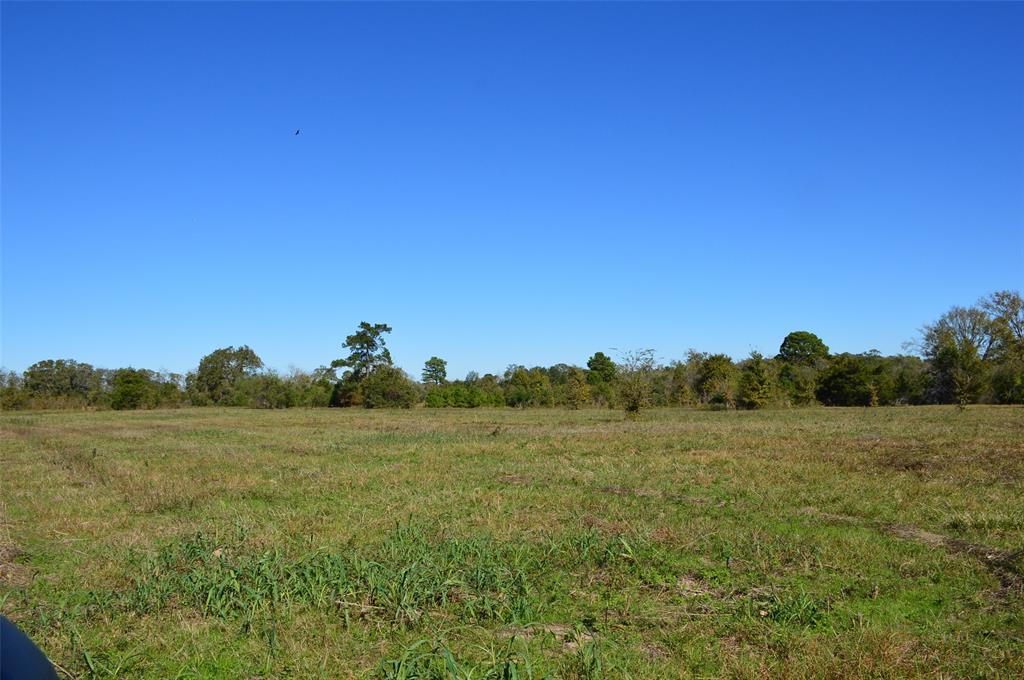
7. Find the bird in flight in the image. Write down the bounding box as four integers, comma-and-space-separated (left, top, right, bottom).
294, 129, 301, 136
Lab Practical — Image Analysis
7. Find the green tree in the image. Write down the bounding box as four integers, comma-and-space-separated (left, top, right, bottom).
110, 368, 159, 410
23, 359, 103, 406
564, 368, 591, 409
778, 363, 818, 406
235, 372, 296, 409
980, 290, 1024, 360
816, 353, 893, 406
330, 322, 394, 407
777, 331, 830, 367
586, 352, 617, 385
737, 352, 777, 409
616, 349, 655, 416
360, 366, 418, 408
932, 332, 985, 409
503, 366, 553, 407
422, 356, 447, 385
919, 306, 994, 404
694, 353, 736, 406
0, 369, 29, 410
285, 368, 335, 407
980, 292, 1024, 404
665, 362, 694, 405
188, 346, 264, 405
332, 322, 394, 382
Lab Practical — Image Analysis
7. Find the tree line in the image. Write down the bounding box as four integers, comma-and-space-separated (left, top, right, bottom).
2, 290, 1021, 412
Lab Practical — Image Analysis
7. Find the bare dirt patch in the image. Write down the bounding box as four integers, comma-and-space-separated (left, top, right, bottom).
800, 507, 1023, 593
0, 541, 29, 586
641, 643, 668, 660
674, 575, 718, 597
884, 524, 1023, 591
498, 623, 597, 651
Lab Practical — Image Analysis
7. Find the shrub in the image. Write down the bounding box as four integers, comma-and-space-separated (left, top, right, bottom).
360, 366, 417, 408
617, 349, 655, 415
110, 368, 160, 410
737, 352, 777, 409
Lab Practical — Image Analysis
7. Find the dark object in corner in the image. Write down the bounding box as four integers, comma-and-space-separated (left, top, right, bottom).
1, 615, 58, 680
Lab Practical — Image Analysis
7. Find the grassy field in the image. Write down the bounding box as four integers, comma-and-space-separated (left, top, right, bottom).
1, 406, 1022, 679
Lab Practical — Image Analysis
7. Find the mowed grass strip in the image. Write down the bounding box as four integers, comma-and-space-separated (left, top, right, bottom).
1, 406, 1022, 678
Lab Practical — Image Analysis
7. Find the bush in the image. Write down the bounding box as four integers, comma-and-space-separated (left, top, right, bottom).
235, 374, 295, 408
503, 367, 552, 407
816, 353, 895, 406
694, 354, 737, 407
110, 369, 160, 410
330, 379, 363, 407
616, 349, 655, 415
990, 358, 1024, 404
737, 352, 777, 409
424, 384, 504, 408
778, 363, 818, 406
360, 366, 417, 408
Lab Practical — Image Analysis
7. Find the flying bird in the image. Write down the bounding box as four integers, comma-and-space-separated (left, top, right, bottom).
294, 129, 301, 136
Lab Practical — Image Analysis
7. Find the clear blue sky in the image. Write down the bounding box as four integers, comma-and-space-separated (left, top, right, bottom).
2, 2, 1022, 379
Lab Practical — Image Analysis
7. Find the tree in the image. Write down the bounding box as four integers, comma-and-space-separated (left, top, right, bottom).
666, 362, 694, 405
816, 353, 895, 406
919, 306, 994, 404
332, 322, 393, 382
188, 346, 264, 405
330, 322, 394, 407
616, 349, 655, 416
564, 368, 591, 409
932, 332, 985, 409
422, 356, 447, 385
23, 359, 103, 405
586, 352, 617, 385
778, 363, 818, 406
777, 331, 829, 367
694, 353, 736, 406
981, 292, 1024, 404
981, 290, 1024, 360
360, 366, 417, 408
920, 306, 996, 362
0, 369, 29, 410
503, 366, 553, 407
236, 372, 296, 409
110, 368, 159, 410
737, 352, 777, 409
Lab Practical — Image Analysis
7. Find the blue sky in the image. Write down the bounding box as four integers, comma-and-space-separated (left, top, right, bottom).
2, 2, 1022, 379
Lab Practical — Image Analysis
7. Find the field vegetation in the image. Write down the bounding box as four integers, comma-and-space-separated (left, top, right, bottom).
1, 405, 1022, 678
2, 290, 1022, 413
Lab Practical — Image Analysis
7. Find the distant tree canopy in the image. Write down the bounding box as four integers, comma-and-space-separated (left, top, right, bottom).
616, 349, 655, 415
694, 353, 736, 406
422, 357, 447, 386
332, 322, 393, 382
586, 352, 617, 384
777, 331, 830, 367
738, 352, 776, 409
4, 290, 1021, 411
23, 359, 104, 405
187, 346, 264, 405
361, 366, 418, 409
329, 322, 396, 407
110, 368, 162, 410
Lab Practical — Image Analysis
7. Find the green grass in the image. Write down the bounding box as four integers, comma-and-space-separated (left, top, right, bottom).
1, 406, 1022, 678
